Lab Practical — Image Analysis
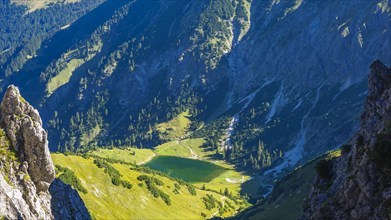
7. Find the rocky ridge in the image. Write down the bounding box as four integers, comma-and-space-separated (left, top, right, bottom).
0, 85, 55, 219
49, 179, 91, 220
302, 60, 391, 219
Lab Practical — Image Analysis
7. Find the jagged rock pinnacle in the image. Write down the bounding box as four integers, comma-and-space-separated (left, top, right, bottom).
0, 85, 55, 192
302, 61, 391, 219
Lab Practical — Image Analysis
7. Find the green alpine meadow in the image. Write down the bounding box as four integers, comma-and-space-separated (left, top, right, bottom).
0, 0, 390, 219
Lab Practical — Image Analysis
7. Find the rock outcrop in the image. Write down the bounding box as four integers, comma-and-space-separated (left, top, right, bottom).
49, 179, 91, 220
302, 60, 391, 219
0, 85, 55, 219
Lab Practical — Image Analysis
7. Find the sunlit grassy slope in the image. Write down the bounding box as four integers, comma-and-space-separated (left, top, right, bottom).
92, 148, 156, 165
155, 138, 205, 158
155, 111, 191, 141
93, 140, 251, 198
52, 153, 248, 219
154, 137, 251, 197
53, 111, 252, 218
47, 58, 84, 95
236, 150, 342, 220
12, 0, 81, 12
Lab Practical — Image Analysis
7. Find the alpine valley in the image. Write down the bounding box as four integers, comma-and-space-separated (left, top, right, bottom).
0, 0, 390, 219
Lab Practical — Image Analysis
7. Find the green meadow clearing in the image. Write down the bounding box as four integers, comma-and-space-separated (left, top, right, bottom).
51, 112, 253, 218
52, 153, 248, 219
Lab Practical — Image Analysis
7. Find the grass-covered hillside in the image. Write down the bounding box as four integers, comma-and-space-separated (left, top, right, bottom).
236, 150, 342, 220
88, 110, 255, 199
155, 111, 192, 142
52, 140, 253, 219
52, 153, 247, 219
91, 148, 156, 165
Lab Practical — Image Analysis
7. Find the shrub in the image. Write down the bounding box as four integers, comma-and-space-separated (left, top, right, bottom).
81, 154, 90, 159
55, 164, 66, 172
57, 166, 88, 194
154, 178, 164, 186
137, 175, 171, 205
202, 194, 221, 210
315, 159, 332, 180
121, 180, 132, 189
174, 183, 181, 190
112, 177, 121, 186
93, 159, 131, 189
137, 175, 149, 181
159, 191, 171, 206
23, 174, 30, 182
187, 185, 197, 196
224, 187, 229, 196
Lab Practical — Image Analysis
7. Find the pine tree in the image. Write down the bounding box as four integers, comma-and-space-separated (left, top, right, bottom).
249, 154, 255, 168
257, 141, 264, 161
224, 187, 229, 196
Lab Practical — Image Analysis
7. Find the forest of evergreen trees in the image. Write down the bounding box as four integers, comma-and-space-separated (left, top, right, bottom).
0, 0, 104, 77
1, 0, 276, 173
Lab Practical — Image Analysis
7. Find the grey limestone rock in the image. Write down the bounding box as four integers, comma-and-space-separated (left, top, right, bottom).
302, 61, 391, 220
0, 85, 55, 192
0, 85, 55, 219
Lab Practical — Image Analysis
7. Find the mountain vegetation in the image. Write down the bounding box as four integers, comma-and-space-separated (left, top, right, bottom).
0, 0, 104, 78
0, 0, 387, 179
51, 152, 249, 219
236, 150, 341, 220
1, 0, 385, 179
0, 0, 390, 219
55, 165, 88, 194
11, 0, 82, 12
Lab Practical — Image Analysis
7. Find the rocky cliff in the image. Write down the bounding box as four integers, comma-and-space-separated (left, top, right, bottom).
49, 179, 91, 220
0, 85, 55, 219
302, 60, 391, 219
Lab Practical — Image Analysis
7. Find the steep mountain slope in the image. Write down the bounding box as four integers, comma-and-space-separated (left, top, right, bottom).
2, 0, 390, 175
0, 0, 105, 78
49, 179, 91, 220
235, 61, 390, 219
302, 61, 391, 219
235, 150, 341, 220
226, 0, 391, 173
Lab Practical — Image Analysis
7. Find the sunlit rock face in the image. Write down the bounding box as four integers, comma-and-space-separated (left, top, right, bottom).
0, 85, 55, 219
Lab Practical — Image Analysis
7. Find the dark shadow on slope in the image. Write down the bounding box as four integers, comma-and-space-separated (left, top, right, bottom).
49, 179, 91, 220
7, 0, 129, 105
